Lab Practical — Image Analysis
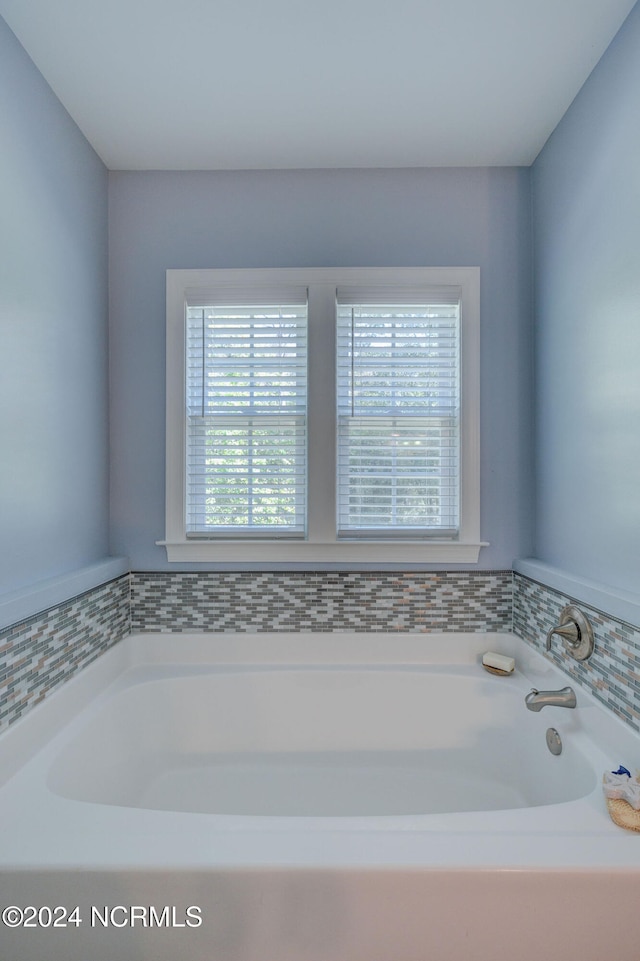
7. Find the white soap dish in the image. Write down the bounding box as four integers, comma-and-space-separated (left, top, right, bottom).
481, 651, 515, 676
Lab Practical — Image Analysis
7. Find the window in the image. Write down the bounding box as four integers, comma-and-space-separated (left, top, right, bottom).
185, 296, 308, 537
162, 267, 483, 564
336, 292, 459, 538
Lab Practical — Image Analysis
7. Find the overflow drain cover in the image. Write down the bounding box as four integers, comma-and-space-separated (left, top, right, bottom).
546, 727, 562, 756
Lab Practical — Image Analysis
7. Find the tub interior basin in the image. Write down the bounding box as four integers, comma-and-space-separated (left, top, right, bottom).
46, 668, 597, 817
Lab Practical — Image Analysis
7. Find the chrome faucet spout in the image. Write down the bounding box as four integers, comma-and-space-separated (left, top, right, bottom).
525, 686, 576, 712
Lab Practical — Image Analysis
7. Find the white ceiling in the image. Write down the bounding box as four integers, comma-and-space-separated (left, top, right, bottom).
1, 0, 636, 170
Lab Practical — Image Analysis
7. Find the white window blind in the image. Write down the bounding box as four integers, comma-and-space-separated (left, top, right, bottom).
336, 290, 460, 538
185, 294, 308, 537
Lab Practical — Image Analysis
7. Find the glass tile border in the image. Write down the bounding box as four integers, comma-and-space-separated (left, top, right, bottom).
5, 568, 640, 738
0, 575, 130, 733
130, 570, 513, 634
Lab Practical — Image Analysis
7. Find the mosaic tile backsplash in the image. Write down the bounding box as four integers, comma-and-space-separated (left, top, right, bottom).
130, 571, 513, 633
3, 568, 640, 737
0, 575, 130, 733
513, 573, 640, 733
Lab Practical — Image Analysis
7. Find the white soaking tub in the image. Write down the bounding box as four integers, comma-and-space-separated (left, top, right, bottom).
1, 631, 640, 961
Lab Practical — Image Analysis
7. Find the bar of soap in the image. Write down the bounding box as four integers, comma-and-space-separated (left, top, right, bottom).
482, 651, 515, 674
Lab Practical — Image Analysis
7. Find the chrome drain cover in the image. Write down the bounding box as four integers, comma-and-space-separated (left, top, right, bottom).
546, 727, 562, 756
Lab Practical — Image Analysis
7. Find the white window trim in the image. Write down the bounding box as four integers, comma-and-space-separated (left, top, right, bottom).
160, 266, 486, 564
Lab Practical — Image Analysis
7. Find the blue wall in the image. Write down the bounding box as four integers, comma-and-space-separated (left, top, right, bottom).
532, 1, 640, 598
0, 18, 110, 595
108, 167, 534, 570
2, 1, 639, 624
2, 0, 638, 603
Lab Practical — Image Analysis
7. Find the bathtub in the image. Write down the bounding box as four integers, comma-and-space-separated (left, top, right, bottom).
1, 631, 639, 961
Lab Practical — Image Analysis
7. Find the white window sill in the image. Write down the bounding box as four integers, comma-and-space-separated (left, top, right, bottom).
157, 540, 488, 564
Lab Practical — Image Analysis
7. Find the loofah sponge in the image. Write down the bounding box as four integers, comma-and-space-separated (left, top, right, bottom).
603, 768, 640, 831
605, 797, 640, 832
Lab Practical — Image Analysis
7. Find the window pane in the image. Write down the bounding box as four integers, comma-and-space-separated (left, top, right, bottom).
186, 304, 307, 536
336, 302, 459, 537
